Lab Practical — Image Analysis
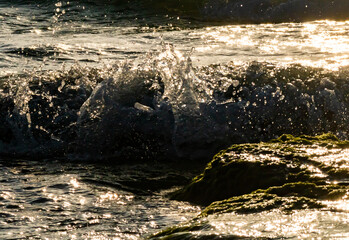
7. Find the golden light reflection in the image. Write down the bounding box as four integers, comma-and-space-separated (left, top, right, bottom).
69, 178, 80, 188
1, 191, 13, 200
324, 199, 349, 211
89, 218, 100, 224
303, 147, 332, 156
79, 198, 86, 205
32, 29, 42, 35
335, 201, 349, 211
48, 193, 61, 202
312, 149, 349, 170
63, 201, 71, 208
197, 20, 349, 70
103, 213, 112, 218
208, 210, 344, 238
303, 22, 318, 32
99, 192, 118, 202
56, 43, 73, 52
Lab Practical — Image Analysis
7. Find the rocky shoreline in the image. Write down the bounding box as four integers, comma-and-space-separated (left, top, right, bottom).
148, 134, 349, 239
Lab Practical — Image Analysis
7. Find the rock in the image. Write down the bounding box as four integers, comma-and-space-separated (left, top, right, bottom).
200, 182, 346, 216
148, 220, 258, 240
149, 134, 349, 239
171, 133, 349, 206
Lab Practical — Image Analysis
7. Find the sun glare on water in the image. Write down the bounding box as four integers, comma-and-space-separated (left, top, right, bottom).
196, 20, 349, 70
70, 178, 80, 188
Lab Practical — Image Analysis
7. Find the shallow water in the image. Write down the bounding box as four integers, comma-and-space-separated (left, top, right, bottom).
205, 210, 349, 239
1, 0, 349, 239
0, 159, 200, 239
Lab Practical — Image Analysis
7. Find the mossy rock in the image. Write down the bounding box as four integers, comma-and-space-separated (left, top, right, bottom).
200, 182, 348, 217
200, 193, 323, 217
150, 181, 349, 239
171, 157, 290, 205
148, 221, 211, 240
270, 133, 345, 145
255, 182, 348, 200
172, 134, 349, 206
152, 134, 349, 239
148, 219, 267, 240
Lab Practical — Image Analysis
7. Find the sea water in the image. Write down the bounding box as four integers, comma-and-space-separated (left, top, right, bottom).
1, 0, 349, 239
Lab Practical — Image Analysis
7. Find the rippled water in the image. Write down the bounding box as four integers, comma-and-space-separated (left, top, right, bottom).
204, 210, 349, 238
1, 1, 349, 239
0, 159, 200, 239
2, 2, 349, 77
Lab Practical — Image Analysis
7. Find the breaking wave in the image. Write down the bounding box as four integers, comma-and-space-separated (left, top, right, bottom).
1, 45, 349, 161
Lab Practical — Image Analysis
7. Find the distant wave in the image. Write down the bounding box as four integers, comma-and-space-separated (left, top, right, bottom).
1, 46, 349, 161
5, 0, 349, 23
92, 0, 349, 23
85, 0, 349, 23
199, 0, 349, 23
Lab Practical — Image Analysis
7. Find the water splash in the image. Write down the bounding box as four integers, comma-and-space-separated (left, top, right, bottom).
1, 46, 349, 161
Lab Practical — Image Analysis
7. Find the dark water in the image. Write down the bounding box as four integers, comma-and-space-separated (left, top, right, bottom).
1, 0, 349, 239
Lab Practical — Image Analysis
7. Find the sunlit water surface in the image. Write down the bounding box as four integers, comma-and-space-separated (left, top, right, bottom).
0, 159, 199, 239
204, 209, 349, 239
2, 2, 349, 240
1, 2, 349, 77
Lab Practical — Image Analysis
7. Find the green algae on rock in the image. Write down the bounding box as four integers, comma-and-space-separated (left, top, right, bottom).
255, 182, 348, 200
148, 219, 264, 240
200, 193, 323, 217
150, 134, 349, 240
200, 182, 348, 217
171, 134, 349, 206
148, 221, 212, 240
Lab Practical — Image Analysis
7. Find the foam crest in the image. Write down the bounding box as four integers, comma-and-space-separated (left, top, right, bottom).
76, 46, 213, 159
1, 47, 349, 161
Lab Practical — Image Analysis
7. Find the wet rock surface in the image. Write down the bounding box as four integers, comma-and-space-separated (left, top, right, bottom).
150, 134, 349, 239
172, 133, 349, 205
